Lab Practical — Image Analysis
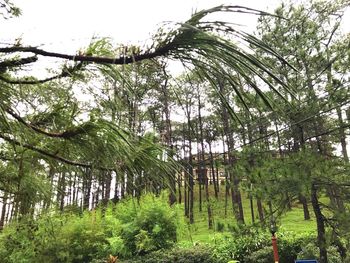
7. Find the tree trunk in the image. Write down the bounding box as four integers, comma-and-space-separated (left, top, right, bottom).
178, 172, 182, 204
104, 172, 112, 203
187, 116, 194, 224
161, 68, 177, 205
0, 193, 8, 230
299, 194, 310, 220
222, 136, 229, 217
83, 168, 92, 210
208, 142, 218, 199
59, 172, 66, 211
336, 107, 349, 162
311, 183, 328, 263
257, 199, 264, 222
196, 138, 202, 213
220, 81, 244, 224
249, 184, 255, 224
198, 92, 213, 229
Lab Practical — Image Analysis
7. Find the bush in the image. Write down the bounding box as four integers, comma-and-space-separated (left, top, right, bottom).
114, 193, 178, 256
297, 242, 342, 263
0, 217, 37, 263
246, 247, 274, 263
0, 210, 118, 263
210, 225, 318, 263
120, 246, 217, 263
0, 192, 179, 262
216, 221, 225, 232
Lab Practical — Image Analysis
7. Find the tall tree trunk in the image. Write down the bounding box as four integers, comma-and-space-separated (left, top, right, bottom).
104, 172, 112, 203
178, 172, 182, 204
293, 124, 311, 219
183, 125, 189, 217
311, 183, 328, 263
257, 199, 264, 222
222, 135, 229, 217
0, 193, 8, 230
72, 173, 77, 205
83, 168, 92, 210
187, 114, 194, 224
246, 117, 255, 223
161, 67, 177, 205
249, 184, 255, 224
208, 142, 218, 199
113, 172, 120, 203
336, 107, 349, 162
188, 138, 194, 224
59, 172, 66, 212
198, 92, 213, 229
220, 81, 244, 224
299, 194, 310, 220
44, 165, 55, 209
196, 128, 202, 213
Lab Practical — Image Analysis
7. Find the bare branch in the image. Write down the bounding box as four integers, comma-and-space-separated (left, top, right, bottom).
0, 46, 169, 65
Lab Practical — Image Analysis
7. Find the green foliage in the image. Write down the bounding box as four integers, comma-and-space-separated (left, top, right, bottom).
114, 193, 178, 256
0, 217, 37, 262
210, 225, 317, 263
0, 193, 179, 262
246, 247, 274, 263
297, 242, 343, 263
211, 227, 270, 263
121, 246, 217, 263
216, 221, 225, 232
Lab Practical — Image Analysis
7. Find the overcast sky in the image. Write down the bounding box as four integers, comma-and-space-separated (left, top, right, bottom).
2, 0, 284, 52
2, 0, 349, 57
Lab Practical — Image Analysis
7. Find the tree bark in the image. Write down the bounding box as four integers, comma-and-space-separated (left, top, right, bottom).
336, 107, 349, 162
208, 142, 218, 199
0, 193, 8, 230
299, 194, 310, 220
198, 92, 213, 229
311, 183, 328, 263
220, 81, 244, 224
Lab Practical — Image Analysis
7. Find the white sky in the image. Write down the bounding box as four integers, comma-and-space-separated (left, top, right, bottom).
2, 0, 282, 52
2, 0, 349, 74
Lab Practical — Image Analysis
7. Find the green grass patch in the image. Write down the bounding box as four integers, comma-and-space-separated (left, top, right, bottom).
176, 185, 316, 244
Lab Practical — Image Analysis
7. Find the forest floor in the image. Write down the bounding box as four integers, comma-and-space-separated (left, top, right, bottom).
176, 185, 316, 245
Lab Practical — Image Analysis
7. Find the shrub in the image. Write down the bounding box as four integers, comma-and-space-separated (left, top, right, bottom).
297, 242, 342, 263
216, 221, 225, 232
0, 192, 179, 262
114, 193, 179, 256
210, 225, 318, 263
120, 246, 217, 263
277, 232, 315, 263
246, 247, 274, 263
0, 217, 37, 263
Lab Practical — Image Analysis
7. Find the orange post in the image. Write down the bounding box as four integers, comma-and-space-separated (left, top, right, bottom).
272, 234, 279, 263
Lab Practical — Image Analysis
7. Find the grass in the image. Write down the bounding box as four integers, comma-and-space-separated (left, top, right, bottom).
176, 184, 316, 244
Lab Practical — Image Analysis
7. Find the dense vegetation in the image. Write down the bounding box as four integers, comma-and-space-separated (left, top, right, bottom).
0, 0, 350, 262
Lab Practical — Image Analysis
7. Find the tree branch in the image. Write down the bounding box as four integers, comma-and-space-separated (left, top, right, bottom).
0, 46, 170, 65
0, 61, 84, 84
0, 133, 112, 171
0, 55, 37, 70
5, 107, 93, 138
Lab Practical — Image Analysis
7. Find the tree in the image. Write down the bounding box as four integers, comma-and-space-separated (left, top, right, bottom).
255, 1, 350, 261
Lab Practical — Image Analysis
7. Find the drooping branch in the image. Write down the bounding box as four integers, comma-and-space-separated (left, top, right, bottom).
0, 133, 112, 171
0, 61, 84, 84
0, 55, 37, 71
5, 107, 95, 138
